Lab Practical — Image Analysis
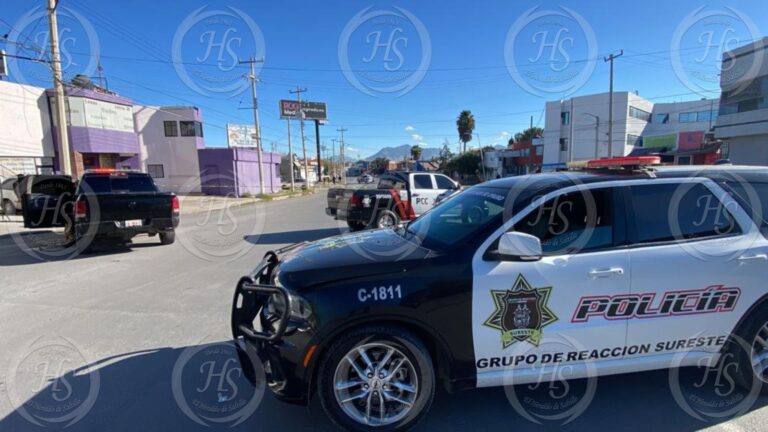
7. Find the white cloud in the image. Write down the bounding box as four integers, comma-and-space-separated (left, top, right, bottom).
404, 125, 415, 132
411, 134, 424, 142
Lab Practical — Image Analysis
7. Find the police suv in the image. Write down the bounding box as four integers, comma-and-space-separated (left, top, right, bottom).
231, 158, 768, 431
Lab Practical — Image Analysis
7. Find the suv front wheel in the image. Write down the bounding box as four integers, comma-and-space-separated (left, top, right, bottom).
317, 326, 435, 431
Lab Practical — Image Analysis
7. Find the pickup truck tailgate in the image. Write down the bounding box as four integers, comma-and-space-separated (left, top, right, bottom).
92, 193, 172, 221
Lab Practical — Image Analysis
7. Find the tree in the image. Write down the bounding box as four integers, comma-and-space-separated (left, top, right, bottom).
436, 140, 453, 167
456, 110, 475, 153
369, 157, 390, 175
410, 145, 422, 161
443, 150, 482, 178
512, 127, 544, 144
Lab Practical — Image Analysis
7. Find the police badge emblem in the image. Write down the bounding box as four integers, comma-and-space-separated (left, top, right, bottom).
483, 274, 557, 348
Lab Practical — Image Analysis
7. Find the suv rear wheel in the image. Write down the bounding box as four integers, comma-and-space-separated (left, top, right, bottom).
728, 305, 768, 395
2, 200, 15, 215
374, 210, 399, 230
317, 326, 435, 431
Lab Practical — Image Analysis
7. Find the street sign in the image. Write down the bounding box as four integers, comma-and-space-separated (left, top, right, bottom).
279, 100, 327, 121
227, 124, 257, 148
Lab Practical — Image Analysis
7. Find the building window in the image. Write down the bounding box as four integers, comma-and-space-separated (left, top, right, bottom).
147, 164, 164, 178
180, 121, 203, 137
629, 106, 651, 122
627, 134, 643, 147
654, 113, 669, 124
679, 112, 697, 123
561, 112, 570, 126
163, 121, 178, 137
719, 75, 768, 115
559, 138, 568, 151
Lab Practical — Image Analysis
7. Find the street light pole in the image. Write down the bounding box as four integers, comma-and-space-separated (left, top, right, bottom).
604, 50, 623, 158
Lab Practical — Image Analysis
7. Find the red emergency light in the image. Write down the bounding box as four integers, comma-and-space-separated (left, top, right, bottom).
585, 156, 660, 169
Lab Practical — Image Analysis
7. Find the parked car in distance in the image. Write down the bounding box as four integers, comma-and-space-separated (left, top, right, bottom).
326, 171, 459, 230
19, 170, 179, 249
1, 176, 22, 215
357, 174, 374, 184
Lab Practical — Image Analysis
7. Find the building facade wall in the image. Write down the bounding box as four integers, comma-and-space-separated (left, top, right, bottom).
134, 105, 203, 193
0, 81, 55, 177
197, 148, 281, 197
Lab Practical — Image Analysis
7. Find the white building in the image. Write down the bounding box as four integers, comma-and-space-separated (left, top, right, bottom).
714, 38, 768, 165
543, 92, 720, 168
134, 105, 204, 193
0, 80, 55, 177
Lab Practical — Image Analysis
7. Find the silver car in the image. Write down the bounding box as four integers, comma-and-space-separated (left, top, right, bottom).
1, 177, 21, 215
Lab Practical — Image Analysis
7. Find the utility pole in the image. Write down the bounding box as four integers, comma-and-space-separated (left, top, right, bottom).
48, 0, 72, 176
314, 120, 322, 181
331, 138, 338, 178
584, 113, 600, 158
337, 127, 348, 184
286, 118, 295, 192
240, 57, 265, 194
290, 87, 309, 188
604, 50, 623, 158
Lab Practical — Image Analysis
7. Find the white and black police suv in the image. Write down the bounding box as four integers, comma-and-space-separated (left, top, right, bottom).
232, 157, 768, 431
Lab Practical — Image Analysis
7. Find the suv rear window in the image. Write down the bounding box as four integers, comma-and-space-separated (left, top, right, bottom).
79, 174, 156, 194
721, 181, 768, 238
628, 183, 740, 244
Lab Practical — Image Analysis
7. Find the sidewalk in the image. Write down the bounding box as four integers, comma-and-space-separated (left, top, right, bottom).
178, 189, 318, 215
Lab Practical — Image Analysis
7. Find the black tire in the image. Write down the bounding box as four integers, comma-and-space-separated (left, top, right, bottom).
728, 304, 768, 395
347, 220, 367, 232
373, 210, 400, 230
159, 230, 176, 245
2, 200, 15, 215
317, 326, 435, 432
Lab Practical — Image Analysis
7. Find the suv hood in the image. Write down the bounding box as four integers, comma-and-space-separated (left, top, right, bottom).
277, 229, 433, 289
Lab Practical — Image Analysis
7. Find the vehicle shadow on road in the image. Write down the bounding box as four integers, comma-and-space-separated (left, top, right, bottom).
1, 340, 765, 432
243, 227, 344, 245
0, 231, 156, 266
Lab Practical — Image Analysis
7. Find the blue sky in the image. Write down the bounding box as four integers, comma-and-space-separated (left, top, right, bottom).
2, 0, 765, 159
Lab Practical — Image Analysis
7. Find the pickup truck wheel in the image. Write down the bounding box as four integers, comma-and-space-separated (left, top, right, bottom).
159, 231, 176, 245
2, 200, 15, 215
374, 210, 399, 230
347, 221, 366, 232
318, 326, 435, 432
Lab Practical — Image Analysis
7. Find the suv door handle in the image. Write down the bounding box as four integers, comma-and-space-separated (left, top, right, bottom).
412, 193, 420, 197
589, 268, 624, 278
738, 253, 768, 262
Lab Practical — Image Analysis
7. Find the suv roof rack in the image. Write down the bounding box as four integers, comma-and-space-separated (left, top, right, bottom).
569, 156, 661, 178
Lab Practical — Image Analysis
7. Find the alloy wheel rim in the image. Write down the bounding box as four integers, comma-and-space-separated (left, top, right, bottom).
752, 323, 768, 383
378, 214, 395, 229
333, 342, 418, 426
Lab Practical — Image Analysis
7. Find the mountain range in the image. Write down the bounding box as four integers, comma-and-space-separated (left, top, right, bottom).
364, 144, 441, 161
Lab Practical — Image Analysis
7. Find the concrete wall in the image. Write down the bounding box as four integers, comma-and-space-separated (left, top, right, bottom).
727, 135, 768, 166
134, 105, 203, 193
0, 81, 55, 177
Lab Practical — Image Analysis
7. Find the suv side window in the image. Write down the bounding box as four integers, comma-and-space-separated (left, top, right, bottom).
413, 174, 434, 189
513, 187, 617, 255
434, 175, 456, 190
721, 181, 768, 238
628, 182, 740, 245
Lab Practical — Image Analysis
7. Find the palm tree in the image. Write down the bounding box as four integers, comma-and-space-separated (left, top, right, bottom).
410, 145, 423, 161
456, 110, 475, 153
513, 127, 544, 143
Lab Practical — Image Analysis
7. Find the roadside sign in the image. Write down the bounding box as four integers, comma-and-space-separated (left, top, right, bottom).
279, 100, 327, 121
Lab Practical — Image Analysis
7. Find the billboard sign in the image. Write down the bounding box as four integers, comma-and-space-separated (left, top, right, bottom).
279, 100, 327, 121
226, 124, 257, 148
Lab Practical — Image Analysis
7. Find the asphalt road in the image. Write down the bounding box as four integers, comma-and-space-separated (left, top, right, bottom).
0, 192, 766, 431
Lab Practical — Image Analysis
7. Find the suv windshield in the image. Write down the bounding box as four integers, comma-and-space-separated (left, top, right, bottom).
403, 186, 507, 250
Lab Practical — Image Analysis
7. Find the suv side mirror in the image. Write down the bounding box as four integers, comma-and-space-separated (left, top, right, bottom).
496, 232, 542, 261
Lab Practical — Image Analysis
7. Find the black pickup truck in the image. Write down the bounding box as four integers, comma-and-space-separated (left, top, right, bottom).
326, 171, 459, 230
19, 170, 179, 249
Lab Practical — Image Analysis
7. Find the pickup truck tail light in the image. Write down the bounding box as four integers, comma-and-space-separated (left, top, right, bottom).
171, 195, 180, 214
349, 194, 362, 207
75, 198, 87, 220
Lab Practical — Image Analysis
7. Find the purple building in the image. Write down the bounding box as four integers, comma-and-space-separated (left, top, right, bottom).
47, 85, 140, 174
198, 148, 281, 197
